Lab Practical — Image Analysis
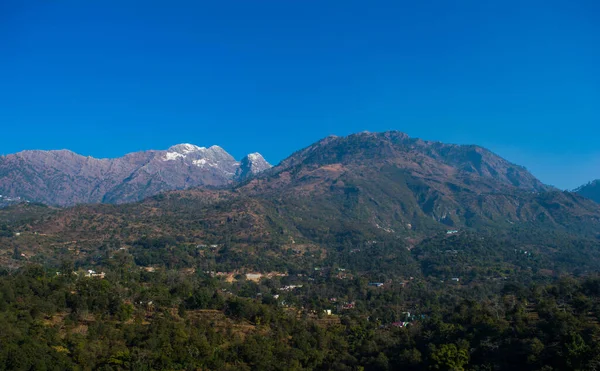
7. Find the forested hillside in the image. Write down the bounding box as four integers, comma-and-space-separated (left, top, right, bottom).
2, 263, 600, 370
1, 132, 600, 370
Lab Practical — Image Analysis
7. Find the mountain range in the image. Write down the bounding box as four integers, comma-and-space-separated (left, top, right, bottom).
2, 131, 600, 240
4, 131, 598, 247
0, 144, 271, 206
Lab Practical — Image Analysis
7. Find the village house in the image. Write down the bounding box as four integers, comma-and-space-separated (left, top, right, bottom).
85, 270, 106, 279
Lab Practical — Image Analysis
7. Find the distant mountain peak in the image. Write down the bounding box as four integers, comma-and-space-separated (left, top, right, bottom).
574, 179, 600, 203
246, 152, 265, 161
0, 143, 270, 206
270, 130, 548, 193
167, 143, 207, 154
236, 152, 272, 181
574, 179, 600, 192
163, 143, 237, 164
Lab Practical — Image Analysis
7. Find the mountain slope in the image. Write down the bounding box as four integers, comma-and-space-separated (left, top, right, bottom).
237, 131, 579, 236
0, 144, 271, 206
267, 131, 547, 192
3, 131, 600, 273
575, 180, 600, 203
19, 131, 600, 243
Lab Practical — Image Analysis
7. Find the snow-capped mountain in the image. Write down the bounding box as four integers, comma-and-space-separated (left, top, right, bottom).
163, 144, 240, 175
236, 153, 272, 181
0, 144, 271, 206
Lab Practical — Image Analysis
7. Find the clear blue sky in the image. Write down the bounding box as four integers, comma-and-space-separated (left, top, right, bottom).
1, 0, 598, 189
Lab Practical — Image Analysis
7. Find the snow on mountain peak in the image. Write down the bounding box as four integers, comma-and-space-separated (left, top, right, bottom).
207, 145, 231, 155
235, 152, 272, 180
246, 153, 271, 167
162, 143, 269, 180
192, 158, 210, 167
168, 143, 206, 154
164, 144, 209, 161
164, 152, 185, 161
247, 152, 263, 161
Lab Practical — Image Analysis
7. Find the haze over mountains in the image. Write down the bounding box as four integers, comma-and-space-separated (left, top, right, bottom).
0, 144, 271, 206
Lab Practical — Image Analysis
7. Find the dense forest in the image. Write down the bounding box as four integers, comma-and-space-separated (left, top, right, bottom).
3, 202, 600, 370
1, 261, 600, 370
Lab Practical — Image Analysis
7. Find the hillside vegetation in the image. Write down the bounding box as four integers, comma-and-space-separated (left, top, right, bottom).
1, 132, 600, 370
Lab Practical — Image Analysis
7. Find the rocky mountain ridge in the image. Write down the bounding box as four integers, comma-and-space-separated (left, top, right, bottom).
0, 130, 591, 236
234, 131, 594, 237
0, 144, 271, 206
19, 131, 600, 247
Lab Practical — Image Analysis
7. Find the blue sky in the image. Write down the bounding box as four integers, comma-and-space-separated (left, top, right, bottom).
1, 0, 598, 189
